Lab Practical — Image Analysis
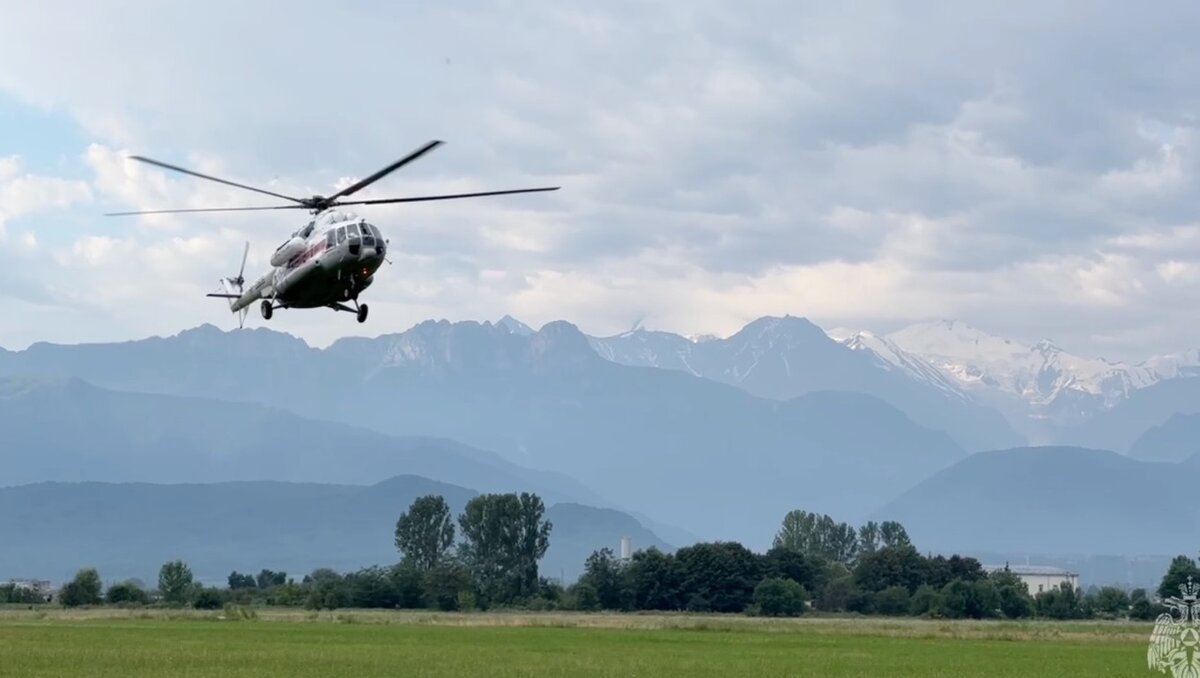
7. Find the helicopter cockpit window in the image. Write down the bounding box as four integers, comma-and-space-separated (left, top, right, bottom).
337, 226, 347, 244
347, 223, 360, 238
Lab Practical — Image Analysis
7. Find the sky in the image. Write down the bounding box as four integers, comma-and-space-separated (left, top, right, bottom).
1, 1, 1198, 362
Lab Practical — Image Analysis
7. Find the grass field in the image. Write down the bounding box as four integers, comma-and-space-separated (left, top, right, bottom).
0, 608, 1155, 677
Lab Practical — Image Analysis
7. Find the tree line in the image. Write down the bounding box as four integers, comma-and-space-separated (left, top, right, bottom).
16, 498, 1192, 620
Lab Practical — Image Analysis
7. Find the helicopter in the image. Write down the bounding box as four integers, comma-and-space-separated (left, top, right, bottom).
105, 140, 558, 325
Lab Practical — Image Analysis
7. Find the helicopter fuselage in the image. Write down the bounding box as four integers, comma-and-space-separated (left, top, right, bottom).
228, 209, 386, 312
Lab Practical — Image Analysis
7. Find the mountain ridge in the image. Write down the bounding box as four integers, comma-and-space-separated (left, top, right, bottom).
873, 445, 1197, 555
0, 475, 670, 584
0, 321, 969, 543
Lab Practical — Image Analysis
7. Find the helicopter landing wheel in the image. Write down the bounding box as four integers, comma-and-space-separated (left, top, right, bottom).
260, 300, 273, 321
356, 303, 369, 324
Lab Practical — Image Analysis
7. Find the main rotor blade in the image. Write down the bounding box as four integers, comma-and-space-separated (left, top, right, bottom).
128, 155, 305, 204
334, 186, 560, 206
323, 140, 444, 202
104, 205, 309, 216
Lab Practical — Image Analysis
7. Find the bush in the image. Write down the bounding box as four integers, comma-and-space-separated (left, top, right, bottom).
572, 583, 601, 611
106, 581, 149, 606
909, 584, 940, 617
752, 578, 807, 617
193, 587, 224, 610
685, 594, 711, 613
874, 586, 911, 616
998, 584, 1035, 619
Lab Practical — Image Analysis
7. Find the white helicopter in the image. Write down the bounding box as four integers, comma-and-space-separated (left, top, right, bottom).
106, 140, 558, 325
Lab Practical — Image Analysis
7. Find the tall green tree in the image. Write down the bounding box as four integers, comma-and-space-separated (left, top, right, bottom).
858, 521, 880, 556
879, 521, 911, 549
1158, 555, 1200, 601
579, 548, 627, 610
675, 541, 762, 613
853, 544, 926, 593
457, 492, 552, 605
395, 495, 456, 571
227, 571, 257, 590
158, 560, 195, 606
773, 510, 859, 565
625, 547, 683, 611
59, 568, 103, 607
1094, 586, 1131, 616
256, 569, 287, 589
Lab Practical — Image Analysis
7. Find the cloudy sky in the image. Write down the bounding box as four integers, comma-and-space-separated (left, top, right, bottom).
1, 1, 1198, 361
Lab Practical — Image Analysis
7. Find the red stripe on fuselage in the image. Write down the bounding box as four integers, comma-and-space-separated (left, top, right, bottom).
287, 240, 326, 269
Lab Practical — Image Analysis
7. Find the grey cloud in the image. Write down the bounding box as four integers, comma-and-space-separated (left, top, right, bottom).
1, 1, 1199, 356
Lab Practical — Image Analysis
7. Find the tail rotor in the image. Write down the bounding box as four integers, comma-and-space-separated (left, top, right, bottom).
229, 240, 249, 292
206, 241, 251, 328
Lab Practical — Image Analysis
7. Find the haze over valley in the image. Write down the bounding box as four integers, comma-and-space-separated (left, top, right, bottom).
4, 314, 1198, 588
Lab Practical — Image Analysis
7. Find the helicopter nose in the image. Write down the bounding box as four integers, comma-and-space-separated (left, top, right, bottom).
366, 223, 385, 257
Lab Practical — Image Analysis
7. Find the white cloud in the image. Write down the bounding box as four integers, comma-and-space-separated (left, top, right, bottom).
0, 2, 1198, 360
0, 155, 92, 240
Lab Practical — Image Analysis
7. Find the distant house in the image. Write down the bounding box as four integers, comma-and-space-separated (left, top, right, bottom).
986, 565, 1079, 595
4, 579, 55, 602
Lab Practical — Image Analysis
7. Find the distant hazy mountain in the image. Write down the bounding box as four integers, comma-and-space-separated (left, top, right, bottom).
0, 322, 966, 543
874, 446, 1197, 555
1127, 413, 1200, 463
855, 320, 1200, 433
1066, 378, 1200, 453
831, 329, 965, 398
1143, 349, 1200, 380
0, 376, 602, 507
0, 476, 669, 585
587, 315, 1020, 452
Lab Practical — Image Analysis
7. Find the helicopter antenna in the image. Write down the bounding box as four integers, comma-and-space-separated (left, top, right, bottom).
104, 140, 559, 216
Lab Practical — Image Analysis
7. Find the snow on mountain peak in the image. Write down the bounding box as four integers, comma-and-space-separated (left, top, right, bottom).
829, 328, 966, 399
1142, 348, 1200, 380
885, 320, 1156, 407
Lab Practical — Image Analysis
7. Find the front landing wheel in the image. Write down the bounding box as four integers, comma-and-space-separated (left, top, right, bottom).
356, 303, 369, 324
260, 300, 273, 320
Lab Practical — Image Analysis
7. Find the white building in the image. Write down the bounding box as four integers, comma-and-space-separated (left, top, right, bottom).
986, 565, 1079, 595
4, 579, 54, 601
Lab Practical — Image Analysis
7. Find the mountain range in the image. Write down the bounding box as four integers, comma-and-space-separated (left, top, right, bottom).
874, 446, 1198, 557
831, 320, 1200, 437
4, 314, 1200, 579
0, 322, 967, 543
0, 475, 668, 584
588, 316, 1019, 452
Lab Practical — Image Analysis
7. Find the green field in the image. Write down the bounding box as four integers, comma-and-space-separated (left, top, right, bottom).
0, 609, 1154, 677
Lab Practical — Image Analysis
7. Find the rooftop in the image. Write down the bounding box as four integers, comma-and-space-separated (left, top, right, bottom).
986, 565, 1077, 576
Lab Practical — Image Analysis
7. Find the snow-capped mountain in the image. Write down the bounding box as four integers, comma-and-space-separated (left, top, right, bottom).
828, 329, 966, 399
882, 320, 1160, 409
586, 315, 1022, 452
1142, 349, 1200, 380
